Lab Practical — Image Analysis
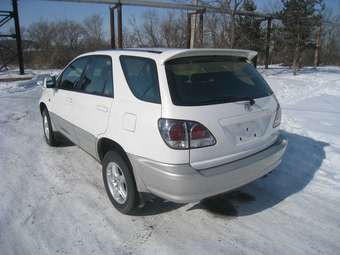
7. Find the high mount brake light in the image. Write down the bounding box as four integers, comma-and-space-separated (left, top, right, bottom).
158, 119, 216, 149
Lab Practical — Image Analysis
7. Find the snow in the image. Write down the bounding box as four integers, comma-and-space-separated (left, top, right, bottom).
0, 68, 33, 81
1, 66, 340, 255
0, 69, 59, 94
0, 68, 59, 79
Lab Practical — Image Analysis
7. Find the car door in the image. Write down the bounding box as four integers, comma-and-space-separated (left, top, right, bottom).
49, 57, 89, 144
71, 55, 114, 157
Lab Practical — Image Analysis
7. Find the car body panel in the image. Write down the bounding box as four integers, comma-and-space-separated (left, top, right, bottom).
128, 135, 287, 203
39, 48, 286, 202
71, 92, 113, 157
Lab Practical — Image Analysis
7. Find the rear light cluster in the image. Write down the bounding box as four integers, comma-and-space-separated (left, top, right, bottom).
273, 102, 281, 128
158, 118, 216, 149
272, 94, 281, 128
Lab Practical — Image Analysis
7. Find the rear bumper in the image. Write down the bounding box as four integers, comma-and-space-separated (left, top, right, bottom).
129, 135, 288, 203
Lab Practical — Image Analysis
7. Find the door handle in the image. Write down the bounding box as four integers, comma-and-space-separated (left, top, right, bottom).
96, 105, 108, 113
65, 97, 72, 103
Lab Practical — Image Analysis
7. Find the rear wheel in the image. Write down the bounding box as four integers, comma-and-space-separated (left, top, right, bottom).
42, 109, 57, 146
102, 150, 139, 214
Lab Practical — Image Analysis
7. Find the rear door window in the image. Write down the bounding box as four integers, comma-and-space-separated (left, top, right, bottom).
120, 55, 160, 103
77, 55, 113, 97
165, 56, 273, 106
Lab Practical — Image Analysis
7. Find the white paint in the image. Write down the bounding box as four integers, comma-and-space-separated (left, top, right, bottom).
122, 113, 137, 132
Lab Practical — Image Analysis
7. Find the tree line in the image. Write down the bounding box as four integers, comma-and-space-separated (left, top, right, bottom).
0, 0, 339, 70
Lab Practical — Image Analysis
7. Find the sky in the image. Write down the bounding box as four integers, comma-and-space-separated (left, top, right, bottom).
0, 0, 339, 38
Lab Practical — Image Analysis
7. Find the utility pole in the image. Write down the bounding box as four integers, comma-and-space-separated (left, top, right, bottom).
190, 0, 198, 48
117, 3, 123, 48
109, 3, 123, 49
109, 6, 115, 48
198, 9, 204, 47
186, 13, 191, 48
12, 0, 24, 75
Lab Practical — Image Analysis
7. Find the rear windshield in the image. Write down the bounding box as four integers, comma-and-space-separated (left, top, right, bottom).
165, 56, 273, 106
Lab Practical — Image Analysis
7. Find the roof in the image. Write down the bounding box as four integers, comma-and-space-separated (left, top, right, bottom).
82, 48, 258, 63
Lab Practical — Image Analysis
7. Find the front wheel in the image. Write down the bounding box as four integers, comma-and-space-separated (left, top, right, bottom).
102, 151, 139, 214
42, 109, 57, 146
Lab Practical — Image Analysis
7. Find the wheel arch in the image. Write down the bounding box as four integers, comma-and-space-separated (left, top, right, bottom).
39, 102, 47, 115
97, 137, 129, 164
97, 137, 149, 195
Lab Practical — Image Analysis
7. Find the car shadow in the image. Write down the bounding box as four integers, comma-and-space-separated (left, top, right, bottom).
187, 131, 329, 217
54, 132, 74, 147
133, 196, 183, 216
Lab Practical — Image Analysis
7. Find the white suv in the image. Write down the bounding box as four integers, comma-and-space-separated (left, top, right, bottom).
39, 49, 287, 214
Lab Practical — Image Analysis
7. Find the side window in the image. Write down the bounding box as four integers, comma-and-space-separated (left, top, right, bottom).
59, 57, 88, 90
120, 55, 160, 103
77, 55, 113, 97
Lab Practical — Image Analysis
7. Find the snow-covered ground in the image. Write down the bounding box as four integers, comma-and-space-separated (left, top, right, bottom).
0, 68, 59, 80
0, 66, 340, 255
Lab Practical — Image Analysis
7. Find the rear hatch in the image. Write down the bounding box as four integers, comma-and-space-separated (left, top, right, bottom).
163, 54, 279, 169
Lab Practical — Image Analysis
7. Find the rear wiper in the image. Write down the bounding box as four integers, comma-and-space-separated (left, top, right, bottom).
225, 96, 256, 105
200, 96, 255, 105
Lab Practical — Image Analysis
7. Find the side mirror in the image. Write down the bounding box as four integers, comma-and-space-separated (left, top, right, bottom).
43, 76, 56, 89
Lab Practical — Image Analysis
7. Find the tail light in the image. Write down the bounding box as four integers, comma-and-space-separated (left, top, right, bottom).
273, 103, 281, 128
158, 118, 216, 149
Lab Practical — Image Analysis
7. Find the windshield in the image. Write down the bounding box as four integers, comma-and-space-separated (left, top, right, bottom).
165, 56, 273, 106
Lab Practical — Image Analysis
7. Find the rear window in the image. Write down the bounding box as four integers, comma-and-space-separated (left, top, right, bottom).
120, 55, 161, 104
165, 56, 273, 106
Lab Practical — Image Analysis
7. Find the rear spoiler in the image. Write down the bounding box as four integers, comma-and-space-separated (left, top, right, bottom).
160, 49, 258, 65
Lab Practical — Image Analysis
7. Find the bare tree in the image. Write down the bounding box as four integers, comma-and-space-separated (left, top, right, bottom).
27, 20, 55, 51
143, 11, 162, 47
83, 15, 107, 50
160, 12, 187, 48
126, 11, 187, 48
204, 0, 245, 48
54, 21, 85, 50
25, 16, 110, 68
124, 16, 142, 47
52, 20, 86, 66
320, 8, 340, 66
20, 2, 340, 69
205, 13, 219, 47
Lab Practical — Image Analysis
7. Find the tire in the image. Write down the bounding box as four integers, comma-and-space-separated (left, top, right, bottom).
42, 108, 58, 146
102, 150, 139, 214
